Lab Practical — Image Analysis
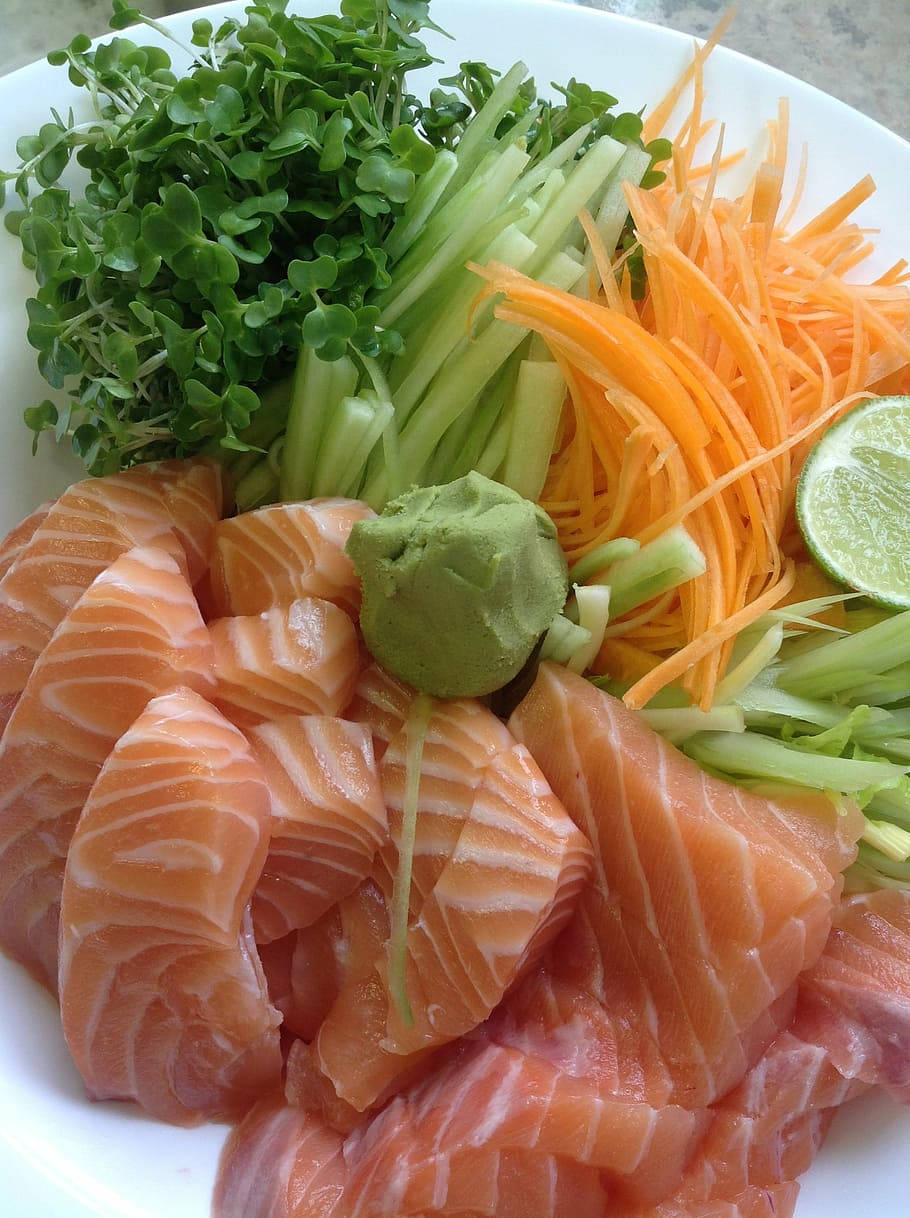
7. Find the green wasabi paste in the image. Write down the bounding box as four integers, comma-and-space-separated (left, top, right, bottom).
346, 472, 568, 698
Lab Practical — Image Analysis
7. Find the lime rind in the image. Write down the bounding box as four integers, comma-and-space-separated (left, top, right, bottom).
796, 396, 910, 611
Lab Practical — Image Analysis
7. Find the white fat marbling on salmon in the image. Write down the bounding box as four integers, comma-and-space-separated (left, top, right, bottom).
0, 545, 214, 990
209, 598, 360, 728
247, 715, 387, 943
59, 687, 280, 1124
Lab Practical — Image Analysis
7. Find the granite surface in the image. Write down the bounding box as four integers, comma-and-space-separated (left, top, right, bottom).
2, 0, 908, 140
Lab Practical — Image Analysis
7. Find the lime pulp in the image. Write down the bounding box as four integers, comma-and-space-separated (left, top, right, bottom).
795, 396, 910, 610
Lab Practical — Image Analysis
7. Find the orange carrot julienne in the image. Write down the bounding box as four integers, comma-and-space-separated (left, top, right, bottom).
471, 67, 910, 709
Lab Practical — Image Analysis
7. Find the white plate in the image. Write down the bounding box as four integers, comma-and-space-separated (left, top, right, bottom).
0, 2, 908, 1215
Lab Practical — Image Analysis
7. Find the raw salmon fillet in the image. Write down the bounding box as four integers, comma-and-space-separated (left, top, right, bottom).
214, 1095, 348, 1218
508, 663, 863, 1112
0, 545, 214, 989
209, 599, 361, 727
346, 662, 413, 761
796, 888, 910, 1100
259, 911, 346, 1042
59, 687, 282, 1124
340, 1034, 703, 1215
307, 697, 592, 1114
0, 458, 224, 733
206, 498, 374, 619
247, 715, 387, 943
215, 1089, 609, 1218
0, 500, 51, 583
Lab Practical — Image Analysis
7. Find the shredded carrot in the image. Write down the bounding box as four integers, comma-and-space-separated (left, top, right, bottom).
472, 42, 910, 710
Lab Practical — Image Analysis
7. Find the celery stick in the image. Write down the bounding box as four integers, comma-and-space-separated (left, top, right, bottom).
364, 250, 582, 508
685, 730, 908, 792
541, 615, 592, 664
473, 398, 515, 479
863, 818, 910, 861
520, 169, 567, 231
867, 783, 910, 829
313, 394, 394, 499
766, 594, 855, 632
605, 526, 706, 621
567, 585, 612, 674
384, 149, 458, 264
713, 624, 785, 705
280, 349, 358, 501
589, 144, 651, 261
378, 143, 530, 326
388, 692, 433, 1027
849, 851, 910, 890
499, 358, 566, 501
426, 349, 520, 486
235, 457, 279, 511
525, 135, 625, 274
390, 226, 537, 423
511, 122, 594, 201
568, 538, 640, 585
776, 608, 910, 698
642, 705, 745, 746
737, 682, 857, 732
438, 62, 530, 205
238, 376, 292, 451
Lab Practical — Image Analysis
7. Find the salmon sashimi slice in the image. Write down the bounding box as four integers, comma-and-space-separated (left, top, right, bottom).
795, 888, 910, 1100
0, 545, 214, 989
265, 909, 346, 1042
346, 662, 413, 761
341, 1036, 706, 1215
214, 1089, 609, 1218
206, 498, 375, 619
214, 1095, 348, 1218
209, 599, 361, 728
0, 459, 224, 733
309, 700, 592, 1113
613, 1022, 866, 1218
508, 663, 863, 1111
379, 741, 593, 1055
0, 499, 52, 583
59, 687, 281, 1124
247, 716, 387, 943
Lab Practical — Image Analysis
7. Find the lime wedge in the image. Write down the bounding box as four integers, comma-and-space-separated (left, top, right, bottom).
796, 396, 910, 609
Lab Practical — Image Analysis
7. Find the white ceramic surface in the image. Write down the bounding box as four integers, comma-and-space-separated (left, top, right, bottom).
0, 2, 908, 1215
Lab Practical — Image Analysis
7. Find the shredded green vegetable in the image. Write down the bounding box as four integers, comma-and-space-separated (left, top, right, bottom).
388, 692, 433, 1028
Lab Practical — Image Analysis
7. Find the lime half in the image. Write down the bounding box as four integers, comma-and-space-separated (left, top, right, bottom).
796, 396, 910, 610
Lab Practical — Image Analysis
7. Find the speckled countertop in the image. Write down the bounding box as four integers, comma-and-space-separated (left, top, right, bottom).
2, 0, 908, 139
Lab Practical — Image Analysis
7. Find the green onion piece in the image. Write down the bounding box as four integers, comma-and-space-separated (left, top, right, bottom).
388, 693, 434, 1028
